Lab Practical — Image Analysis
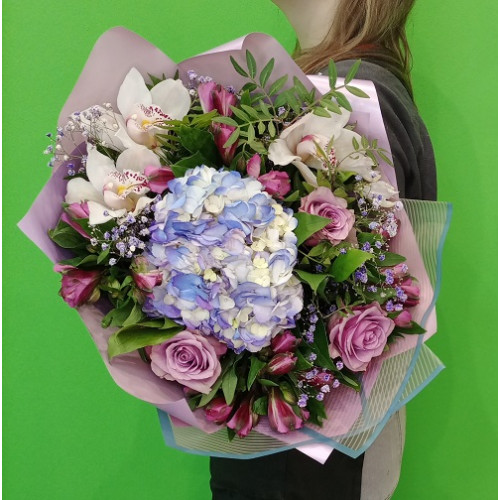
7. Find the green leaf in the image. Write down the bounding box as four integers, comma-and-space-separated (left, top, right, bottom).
247, 357, 267, 390
258, 121, 266, 134
246, 50, 257, 78
212, 116, 239, 127
178, 126, 219, 164
241, 82, 258, 93
223, 128, 240, 149
312, 106, 331, 118
345, 59, 361, 84
108, 325, 182, 359
295, 270, 328, 293
267, 121, 276, 138
229, 105, 250, 122
258, 379, 279, 387
352, 136, 360, 150
377, 150, 393, 165
328, 59, 337, 89
319, 98, 341, 114
379, 252, 406, 267
329, 249, 374, 282
293, 212, 331, 246
309, 319, 336, 371
268, 75, 288, 96
240, 104, 260, 120
248, 140, 267, 154
283, 190, 300, 202
122, 302, 145, 327
230, 55, 248, 77
171, 151, 207, 177
293, 76, 309, 101
295, 350, 313, 371
247, 123, 256, 143
394, 321, 426, 335
222, 364, 238, 405
253, 396, 269, 416
96, 248, 110, 264
333, 91, 352, 111
259, 58, 275, 87
198, 379, 222, 407
60, 254, 98, 268
48, 221, 87, 249
258, 100, 272, 118
345, 85, 369, 98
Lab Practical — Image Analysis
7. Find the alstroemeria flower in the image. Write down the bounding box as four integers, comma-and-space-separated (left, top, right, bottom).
114, 68, 191, 150
198, 81, 237, 116
268, 108, 376, 186
65, 146, 157, 224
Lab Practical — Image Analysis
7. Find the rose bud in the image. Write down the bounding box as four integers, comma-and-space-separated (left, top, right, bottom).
246, 153, 261, 178
54, 264, 102, 308
60, 202, 90, 239
268, 388, 305, 434
266, 353, 297, 376
226, 397, 259, 438
205, 397, 233, 425
131, 256, 162, 293
400, 278, 420, 306
144, 165, 174, 194
394, 310, 412, 328
258, 171, 291, 198
271, 330, 300, 354
198, 81, 237, 116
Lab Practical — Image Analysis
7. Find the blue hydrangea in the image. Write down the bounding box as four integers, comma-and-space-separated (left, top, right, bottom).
144, 166, 303, 353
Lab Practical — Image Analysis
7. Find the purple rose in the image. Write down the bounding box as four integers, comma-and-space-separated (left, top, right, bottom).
299, 187, 355, 246
150, 331, 221, 394
328, 302, 395, 372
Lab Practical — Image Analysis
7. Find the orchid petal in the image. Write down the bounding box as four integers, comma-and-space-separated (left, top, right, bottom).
150, 79, 191, 120
268, 138, 301, 166
292, 160, 318, 186
86, 147, 115, 192
116, 147, 161, 173
87, 201, 126, 225
65, 177, 104, 205
132, 196, 154, 215
117, 68, 152, 118
114, 121, 140, 150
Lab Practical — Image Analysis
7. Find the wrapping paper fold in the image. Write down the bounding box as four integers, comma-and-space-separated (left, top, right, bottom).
19, 27, 450, 463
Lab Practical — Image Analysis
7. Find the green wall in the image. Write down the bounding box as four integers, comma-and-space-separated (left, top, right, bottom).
4, 0, 497, 498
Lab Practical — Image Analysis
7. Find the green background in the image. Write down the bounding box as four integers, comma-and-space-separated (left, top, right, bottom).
4, 0, 497, 498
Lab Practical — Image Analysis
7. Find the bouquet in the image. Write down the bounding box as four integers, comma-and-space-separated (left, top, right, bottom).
20, 28, 450, 462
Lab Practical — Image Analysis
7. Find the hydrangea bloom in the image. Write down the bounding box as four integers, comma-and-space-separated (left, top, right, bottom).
144, 166, 303, 352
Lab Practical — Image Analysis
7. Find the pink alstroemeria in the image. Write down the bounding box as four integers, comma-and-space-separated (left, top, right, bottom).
198, 81, 237, 116
204, 397, 233, 425
213, 123, 238, 165
246, 154, 291, 198
271, 330, 300, 354
400, 278, 420, 306
268, 388, 305, 434
131, 256, 162, 292
267, 352, 297, 376
61, 202, 90, 239
144, 165, 174, 194
226, 397, 259, 438
394, 309, 412, 327
54, 264, 102, 308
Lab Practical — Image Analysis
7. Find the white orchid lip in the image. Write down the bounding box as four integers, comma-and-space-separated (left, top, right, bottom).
126, 104, 171, 148
102, 169, 149, 210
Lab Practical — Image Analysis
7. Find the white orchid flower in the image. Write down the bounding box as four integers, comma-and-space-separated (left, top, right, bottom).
114, 67, 191, 151
65, 146, 160, 224
362, 180, 399, 207
268, 108, 376, 186
75, 68, 191, 157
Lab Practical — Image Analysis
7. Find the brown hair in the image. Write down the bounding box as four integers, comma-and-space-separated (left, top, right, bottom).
294, 0, 415, 97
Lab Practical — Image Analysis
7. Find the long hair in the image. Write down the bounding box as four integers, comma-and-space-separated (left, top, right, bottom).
294, 0, 415, 97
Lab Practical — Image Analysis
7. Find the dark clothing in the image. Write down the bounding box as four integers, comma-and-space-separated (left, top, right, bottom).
210, 61, 437, 500
210, 449, 364, 500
